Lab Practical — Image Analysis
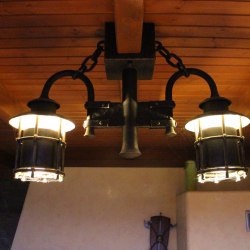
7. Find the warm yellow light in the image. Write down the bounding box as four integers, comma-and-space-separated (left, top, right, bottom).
14, 169, 64, 183
9, 114, 75, 133
198, 169, 247, 184
185, 114, 250, 132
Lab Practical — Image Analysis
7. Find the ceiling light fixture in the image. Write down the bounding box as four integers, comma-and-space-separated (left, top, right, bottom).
9, 23, 249, 183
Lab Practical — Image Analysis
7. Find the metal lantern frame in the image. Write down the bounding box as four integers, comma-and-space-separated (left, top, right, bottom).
12, 113, 67, 183
166, 71, 249, 183
187, 109, 248, 183
10, 72, 94, 182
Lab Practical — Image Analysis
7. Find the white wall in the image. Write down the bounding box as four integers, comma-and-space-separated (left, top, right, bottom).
12, 168, 185, 250
177, 191, 250, 250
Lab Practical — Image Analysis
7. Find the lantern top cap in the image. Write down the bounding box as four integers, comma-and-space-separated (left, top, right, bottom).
199, 96, 231, 113
27, 97, 60, 115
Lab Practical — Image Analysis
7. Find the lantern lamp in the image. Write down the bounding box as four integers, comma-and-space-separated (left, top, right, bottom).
9, 69, 95, 183
185, 97, 249, 183
165, 68, 250, 184
9, 98, 75, 183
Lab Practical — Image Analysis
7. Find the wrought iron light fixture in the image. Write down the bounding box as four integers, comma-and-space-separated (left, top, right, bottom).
9, 23, 249, 183
145, 213, 173, 250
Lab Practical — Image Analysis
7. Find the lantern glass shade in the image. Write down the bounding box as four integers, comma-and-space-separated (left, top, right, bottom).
9, 114, 75, 133
9, 114, 75, 183
185, 114, 250, 133
185, 113, 250, 183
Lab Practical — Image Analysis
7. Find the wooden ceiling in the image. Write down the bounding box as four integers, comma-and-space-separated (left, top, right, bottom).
0, 0, 250, 167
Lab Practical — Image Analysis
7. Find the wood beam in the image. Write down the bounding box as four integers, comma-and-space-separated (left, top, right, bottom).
114, 0, 144, 53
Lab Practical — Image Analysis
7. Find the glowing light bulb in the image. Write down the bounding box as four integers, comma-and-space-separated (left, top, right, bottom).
235, 175, 241, 182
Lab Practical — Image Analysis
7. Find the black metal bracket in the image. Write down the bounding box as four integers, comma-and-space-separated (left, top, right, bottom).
164, 67, 232, 125
104, 22, 155, 80
27, 70, 95, 115
165, 68, 220, 102
85, 100, 174, 128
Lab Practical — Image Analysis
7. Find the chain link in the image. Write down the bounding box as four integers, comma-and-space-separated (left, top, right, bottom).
155, 41, 189, 77
78, 40, 104, 73
77, 40, 188, 76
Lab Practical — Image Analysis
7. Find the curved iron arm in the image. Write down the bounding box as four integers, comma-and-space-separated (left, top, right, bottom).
39, 70, 95, 102
165, 68, 220, 101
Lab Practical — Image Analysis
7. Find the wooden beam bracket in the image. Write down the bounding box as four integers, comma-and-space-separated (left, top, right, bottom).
104, 22, 155, 80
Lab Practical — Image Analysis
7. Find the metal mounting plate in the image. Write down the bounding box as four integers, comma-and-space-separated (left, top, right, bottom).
104, 22, 155, 80
85, 101, 173, 128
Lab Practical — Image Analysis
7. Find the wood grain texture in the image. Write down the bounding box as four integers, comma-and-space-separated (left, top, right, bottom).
114, 0, 144, 53
0, 0, 249, 168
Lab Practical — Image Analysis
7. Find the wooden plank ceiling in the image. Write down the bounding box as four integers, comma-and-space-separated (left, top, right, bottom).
0, 0, 250, 167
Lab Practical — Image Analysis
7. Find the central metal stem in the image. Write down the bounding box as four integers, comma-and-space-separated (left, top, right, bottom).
119, 66, 141, 159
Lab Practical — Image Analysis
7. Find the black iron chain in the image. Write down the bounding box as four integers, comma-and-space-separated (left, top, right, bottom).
78, 40, 104, 73
155, 41, 189, 77
77, 40, 188, 76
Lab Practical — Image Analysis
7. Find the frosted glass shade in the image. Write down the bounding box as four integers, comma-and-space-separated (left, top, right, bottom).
185, 114, 250, 133
9, 114, 75, 133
